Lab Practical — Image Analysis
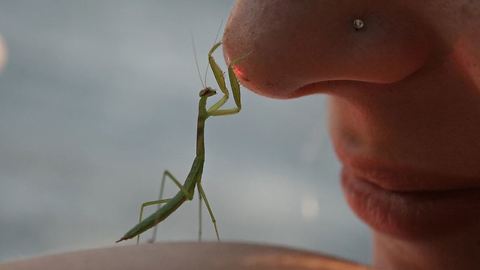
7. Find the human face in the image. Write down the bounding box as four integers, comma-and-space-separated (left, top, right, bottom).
223, 0, 480, 263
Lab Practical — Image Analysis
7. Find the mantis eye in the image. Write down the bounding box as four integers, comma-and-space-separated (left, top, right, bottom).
353, 19, 366, 31
199, 89, 217, 97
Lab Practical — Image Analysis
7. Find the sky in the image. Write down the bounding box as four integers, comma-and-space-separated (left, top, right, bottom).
0, 0, 371, 264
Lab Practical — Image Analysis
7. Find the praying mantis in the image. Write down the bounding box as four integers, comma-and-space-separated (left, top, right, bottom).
117, 42, 247, 243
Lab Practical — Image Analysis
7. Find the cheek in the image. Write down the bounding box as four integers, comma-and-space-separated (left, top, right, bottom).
453, 36, 480, 93
223, 0, 431, 99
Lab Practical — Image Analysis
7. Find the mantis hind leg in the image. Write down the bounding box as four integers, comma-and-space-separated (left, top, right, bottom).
198, 192, 203, 241
149, 170, 193, 243
137, 198, 171, 244
197, 182, 220, 241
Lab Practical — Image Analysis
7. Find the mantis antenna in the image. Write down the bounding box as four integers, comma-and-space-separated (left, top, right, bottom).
191, 33, 206, 88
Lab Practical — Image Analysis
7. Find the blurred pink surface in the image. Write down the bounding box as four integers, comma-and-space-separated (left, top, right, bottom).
0, 242, 370, 270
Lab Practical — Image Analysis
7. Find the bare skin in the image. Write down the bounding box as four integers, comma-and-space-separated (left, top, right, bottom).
223, 0, 480, 269
0, 242, 369, 270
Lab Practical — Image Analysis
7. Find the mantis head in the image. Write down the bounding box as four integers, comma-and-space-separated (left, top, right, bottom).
199, 87, 217, 98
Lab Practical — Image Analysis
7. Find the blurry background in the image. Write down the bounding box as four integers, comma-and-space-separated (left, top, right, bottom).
0, 0, 371, 264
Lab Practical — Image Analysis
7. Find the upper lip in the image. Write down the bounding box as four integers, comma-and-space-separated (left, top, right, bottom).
335, 147, 480, 192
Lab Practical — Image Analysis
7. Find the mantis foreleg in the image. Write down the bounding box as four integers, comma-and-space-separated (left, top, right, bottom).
207, 43, 229, 112
208, 43, 249, 116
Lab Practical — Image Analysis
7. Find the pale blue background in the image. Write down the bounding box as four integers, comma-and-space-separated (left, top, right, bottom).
0, 0, 371, 264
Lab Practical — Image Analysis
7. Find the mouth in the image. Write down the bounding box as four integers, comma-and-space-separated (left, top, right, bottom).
335, 145, 480, 239
342, 167, 480, 239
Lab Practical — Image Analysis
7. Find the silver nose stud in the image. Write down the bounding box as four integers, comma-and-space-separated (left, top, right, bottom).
353, 19, 365, 30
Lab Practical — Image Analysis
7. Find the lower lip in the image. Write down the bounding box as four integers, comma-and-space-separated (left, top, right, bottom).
341, 167, 480, 239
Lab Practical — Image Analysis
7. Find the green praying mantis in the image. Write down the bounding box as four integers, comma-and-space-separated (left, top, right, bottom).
117, 42, 247, 243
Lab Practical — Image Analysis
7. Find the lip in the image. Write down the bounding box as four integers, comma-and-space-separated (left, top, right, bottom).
334, 141, 480, 192
333, 137, 480, 239
341, 165, 480, 239
332, 135, 480, 239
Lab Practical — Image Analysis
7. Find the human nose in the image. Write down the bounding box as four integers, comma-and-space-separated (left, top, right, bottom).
223, 0, 431, 99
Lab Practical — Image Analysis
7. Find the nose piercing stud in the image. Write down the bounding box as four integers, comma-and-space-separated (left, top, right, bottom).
353, 19, 365, 30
